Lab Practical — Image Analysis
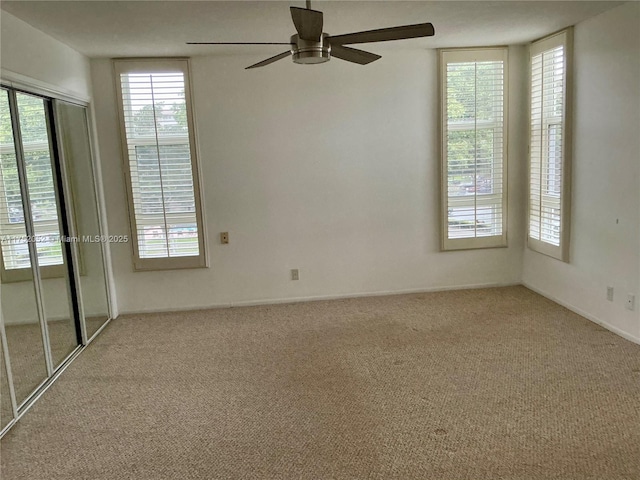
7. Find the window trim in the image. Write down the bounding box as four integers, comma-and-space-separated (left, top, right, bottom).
439, 47, 509, 251
527, 29, 573, 262
113, 58, 207, 271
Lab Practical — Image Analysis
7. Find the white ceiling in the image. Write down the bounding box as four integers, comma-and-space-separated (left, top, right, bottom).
1, 0, 624, 58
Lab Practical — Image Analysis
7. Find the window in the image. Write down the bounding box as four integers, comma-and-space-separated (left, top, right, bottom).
440, 48, 508, 250
114, 59, 206, 270
528, 29, 572, 261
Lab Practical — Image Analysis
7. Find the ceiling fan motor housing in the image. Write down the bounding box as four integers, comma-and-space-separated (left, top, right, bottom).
290, 33, 331, 64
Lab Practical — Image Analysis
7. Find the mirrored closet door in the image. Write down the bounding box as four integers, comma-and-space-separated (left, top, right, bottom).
0, 86, 111, 434
55, 101, 110, 339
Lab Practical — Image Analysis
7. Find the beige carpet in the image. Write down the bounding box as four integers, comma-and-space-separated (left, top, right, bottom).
0, 316, 108, 411
1, 286, 639, 479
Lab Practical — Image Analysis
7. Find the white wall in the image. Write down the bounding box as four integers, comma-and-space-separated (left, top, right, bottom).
0, 11, 91, 100
91, 46, 527, 313
522, 2, 640, 342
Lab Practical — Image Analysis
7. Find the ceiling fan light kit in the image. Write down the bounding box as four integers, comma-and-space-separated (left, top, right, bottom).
187, 2, 435, 69
291, 33, 331, 65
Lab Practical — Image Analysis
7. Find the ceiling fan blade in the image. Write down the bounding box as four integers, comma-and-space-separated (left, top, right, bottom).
290, 6, 323, 41
187, 42, 293, 45
330, 45, 381, 65
246, 51, 292, 69
327, 22, 434, 46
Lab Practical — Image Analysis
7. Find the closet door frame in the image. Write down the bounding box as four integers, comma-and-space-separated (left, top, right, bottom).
0, 79, 113, 437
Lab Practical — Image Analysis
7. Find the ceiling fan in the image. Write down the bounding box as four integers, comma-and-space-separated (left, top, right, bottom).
187, 1, 435, 69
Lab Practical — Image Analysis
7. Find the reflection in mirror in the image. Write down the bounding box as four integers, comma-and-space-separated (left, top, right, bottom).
57, 102, 110, 338
16, 92, 78, 368
1, 336, 14, 430
0, 89, 50, 405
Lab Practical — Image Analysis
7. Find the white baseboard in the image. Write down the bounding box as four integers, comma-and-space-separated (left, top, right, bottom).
120, 281, 521, 316
522, 282, 640, 345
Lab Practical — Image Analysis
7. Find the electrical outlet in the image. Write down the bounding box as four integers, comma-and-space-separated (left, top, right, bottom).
607, 286, 614, 302
626, 294, 635, 311
220, 232, 229, 244
291, 269, 299, 281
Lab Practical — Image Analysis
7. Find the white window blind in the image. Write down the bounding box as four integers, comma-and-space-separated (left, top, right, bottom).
528, 30, 572, 261
114, 59, 206, 271
0, 90, 64, 278
440, 48, 508, 250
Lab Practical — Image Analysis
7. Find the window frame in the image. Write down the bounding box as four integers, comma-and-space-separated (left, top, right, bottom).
527, 29, 573, 262
439, 47, 509, 251
113, 58, 207, 271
